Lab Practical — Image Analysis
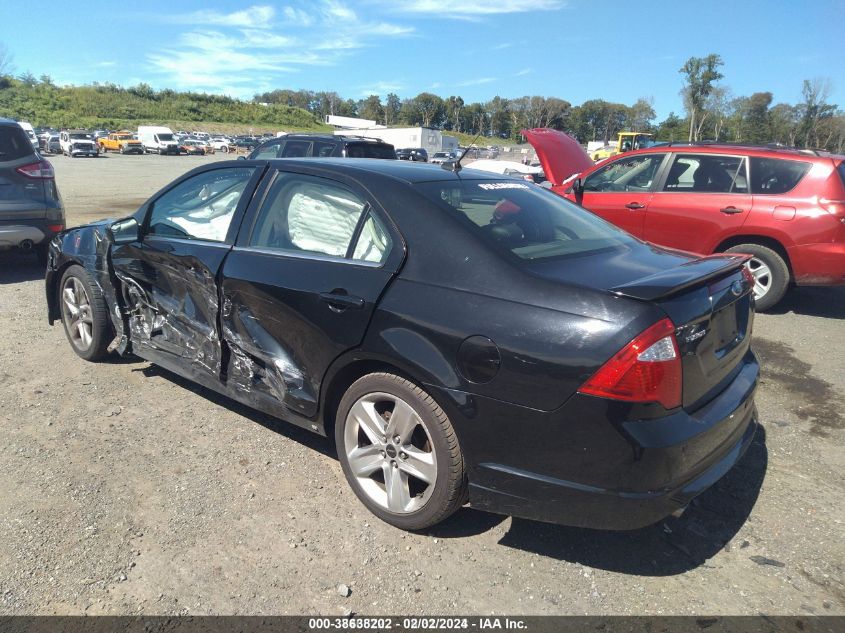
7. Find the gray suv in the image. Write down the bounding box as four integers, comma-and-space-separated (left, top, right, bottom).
0, 119, 65, 262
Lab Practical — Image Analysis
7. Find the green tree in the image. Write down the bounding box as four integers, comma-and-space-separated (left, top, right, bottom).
655, 112, 687, 142
679, 54, 724, 141
358, 95, 384, 124
627, 97, 656, 131
384, 93, 401, 125
411, 92, 445, 128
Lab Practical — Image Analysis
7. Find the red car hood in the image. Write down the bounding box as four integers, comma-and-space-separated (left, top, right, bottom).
521, 128, 593, 186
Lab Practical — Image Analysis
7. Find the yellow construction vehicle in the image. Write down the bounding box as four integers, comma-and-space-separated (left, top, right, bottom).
591, 132, 654, 161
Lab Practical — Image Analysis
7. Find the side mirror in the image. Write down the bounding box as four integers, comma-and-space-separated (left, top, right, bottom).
237, 155, 246, 161
108, 217, 139, 245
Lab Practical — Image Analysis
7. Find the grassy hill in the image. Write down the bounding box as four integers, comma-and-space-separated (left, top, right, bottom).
0, 78, 330, 134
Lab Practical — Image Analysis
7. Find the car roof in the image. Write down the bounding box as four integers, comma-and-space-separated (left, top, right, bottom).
632, 142, 833, 161
280, 133, 391, 144
255, 157, 513, 184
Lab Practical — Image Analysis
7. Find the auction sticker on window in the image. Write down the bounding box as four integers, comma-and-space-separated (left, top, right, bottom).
478, 183, 530, 190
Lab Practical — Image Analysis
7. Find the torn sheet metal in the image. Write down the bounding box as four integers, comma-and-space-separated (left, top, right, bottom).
116, 257, 222, 377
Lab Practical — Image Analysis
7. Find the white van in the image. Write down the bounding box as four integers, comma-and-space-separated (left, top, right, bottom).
137, 126, 180, 155
17, 121, 39, 149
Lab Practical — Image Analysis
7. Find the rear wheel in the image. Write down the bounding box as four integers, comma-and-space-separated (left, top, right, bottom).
59, 265, 111, 361
336, 373, 467, 530
725, 243, 790, 311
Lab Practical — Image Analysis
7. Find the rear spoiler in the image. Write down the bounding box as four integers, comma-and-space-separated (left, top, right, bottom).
611, 254, 751, 301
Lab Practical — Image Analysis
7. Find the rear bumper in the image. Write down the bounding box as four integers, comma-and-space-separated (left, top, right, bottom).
437, 351, 759, 530
788, 241, 845, 286
0, 224, 46, 248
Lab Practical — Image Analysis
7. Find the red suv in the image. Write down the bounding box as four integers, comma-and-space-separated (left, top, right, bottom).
524, 129, 845, 310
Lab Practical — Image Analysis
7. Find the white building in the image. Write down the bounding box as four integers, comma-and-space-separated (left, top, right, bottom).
334, 127, 457, 155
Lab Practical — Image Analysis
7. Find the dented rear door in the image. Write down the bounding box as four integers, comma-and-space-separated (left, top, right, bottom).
111, 165, 262, 383
220, 168, 403, 419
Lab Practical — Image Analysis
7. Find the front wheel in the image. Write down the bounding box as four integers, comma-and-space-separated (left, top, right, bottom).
725, 243, 790, 311
59, 265, 111, 361
336, 373, 467, 530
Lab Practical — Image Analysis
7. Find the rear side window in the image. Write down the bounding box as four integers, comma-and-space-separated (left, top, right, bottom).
415, 180, 637, 261
750, 157, 811, 194
249, 174, 368, 259
0, 126, 35, 161
837, 161, 845, 188
345, 143, 397, 159
280, 140, 311, 157
663, 154, 748, 193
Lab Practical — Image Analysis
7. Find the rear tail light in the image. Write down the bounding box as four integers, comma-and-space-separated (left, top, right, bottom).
16, 160, 55, 179
741, 265, 755, 287
47, 224, 64, 233
578, 318, 682, 409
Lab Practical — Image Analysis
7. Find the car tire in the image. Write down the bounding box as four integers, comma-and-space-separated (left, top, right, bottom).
725, 243, 790, 311
59, 265, 112, 362
335, 372, 467, 530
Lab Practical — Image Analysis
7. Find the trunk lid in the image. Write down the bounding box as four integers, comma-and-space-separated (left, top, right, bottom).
525, 244, 754, 411
521, 128, 594, 186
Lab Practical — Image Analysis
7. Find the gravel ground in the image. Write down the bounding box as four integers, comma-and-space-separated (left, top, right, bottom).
0, 153, 843, 616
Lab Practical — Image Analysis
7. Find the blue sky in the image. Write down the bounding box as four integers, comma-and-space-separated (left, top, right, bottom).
1, 0, 842, 119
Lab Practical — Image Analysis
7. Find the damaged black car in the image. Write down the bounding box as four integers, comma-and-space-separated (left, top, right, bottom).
45, 158, 759, 531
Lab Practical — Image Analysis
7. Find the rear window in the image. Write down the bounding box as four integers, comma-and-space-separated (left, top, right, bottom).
838, 161, 845, 188
415, 180, 637, 261
0, 126, 34, 161
345, 142, 396, 159
749, 157, 811, 194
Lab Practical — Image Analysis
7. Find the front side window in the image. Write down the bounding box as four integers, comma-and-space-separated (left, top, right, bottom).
253, 140, 282, 159
249, 174, 369, 259
663, 154, 747, 193
583, 153, 666, 192
147, 167, 255, 241
415, 180, 637, 261
750, 157, 811, 194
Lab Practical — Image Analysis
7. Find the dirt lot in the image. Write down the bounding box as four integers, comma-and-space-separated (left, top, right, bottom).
0, 153, 843, 616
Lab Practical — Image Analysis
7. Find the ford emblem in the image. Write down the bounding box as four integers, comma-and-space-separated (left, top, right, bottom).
730, 280, 743, 296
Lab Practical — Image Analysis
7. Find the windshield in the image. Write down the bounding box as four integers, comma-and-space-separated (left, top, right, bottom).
157, 133, 174, 141
116, 134, 132, 140
70, 132, 92, 140
415, 180, 637, 261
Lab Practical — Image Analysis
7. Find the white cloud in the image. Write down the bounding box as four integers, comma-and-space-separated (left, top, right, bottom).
359, 81, 404, 96
380, 0, 564, 19
515, 68, 532, 76
456, 77, 497, 87
147, 1, 413, 97
95, 61, 117, 68
167, 5, 275, 28
282, 7, 314, 26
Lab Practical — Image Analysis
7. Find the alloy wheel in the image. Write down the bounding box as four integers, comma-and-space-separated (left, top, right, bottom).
343, 392, 438, 514
61, 276, 94, 351
747, 257, 772, 300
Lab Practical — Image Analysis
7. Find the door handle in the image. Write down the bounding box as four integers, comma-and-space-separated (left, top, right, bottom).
625, 202, 645, 210
319, 291, 365, 311
720, 206, 744, 214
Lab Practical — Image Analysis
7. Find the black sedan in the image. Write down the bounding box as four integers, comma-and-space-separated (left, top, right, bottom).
395, 147, 428, 162
45, 159, 759, 531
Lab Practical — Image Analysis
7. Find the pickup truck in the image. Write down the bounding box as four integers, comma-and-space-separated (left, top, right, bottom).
98, 131, 143, 154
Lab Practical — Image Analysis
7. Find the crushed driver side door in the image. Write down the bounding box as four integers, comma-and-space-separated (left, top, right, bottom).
110, 164, 262, 386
